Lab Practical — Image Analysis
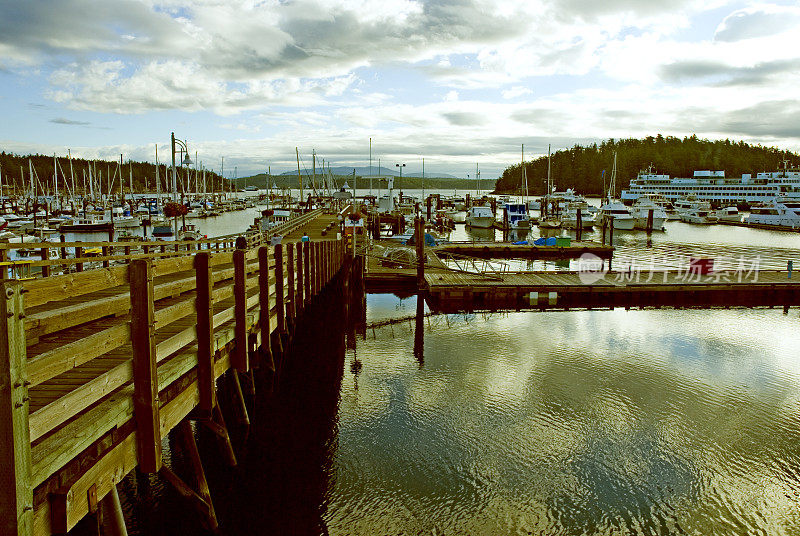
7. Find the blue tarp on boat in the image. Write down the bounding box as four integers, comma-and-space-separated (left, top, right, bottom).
532, 237, 558, 246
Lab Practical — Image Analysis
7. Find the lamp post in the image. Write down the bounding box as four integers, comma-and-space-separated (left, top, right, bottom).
395, 162, 405, 204
170, 132, 192, 202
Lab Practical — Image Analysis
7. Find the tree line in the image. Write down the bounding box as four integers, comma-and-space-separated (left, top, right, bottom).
0, 151, 230, 196
494, 135, 800, 195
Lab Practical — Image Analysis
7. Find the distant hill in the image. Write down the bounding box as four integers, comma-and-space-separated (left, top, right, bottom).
236, 172, 493, 191
278, 165, 458, 179
495, 135, 800, 195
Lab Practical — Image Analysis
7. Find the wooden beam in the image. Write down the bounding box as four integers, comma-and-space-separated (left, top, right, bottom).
274, 244, 285, 335
194, 253, 215, 416
286, 244, 296, 329
232, 249, 249, 372
304, 242, 311, 303
296, 242, 304, 311
257, 247, 274, 371
0, 280, 33, 536
129, 259, 162, 473
178, 420, 218, 529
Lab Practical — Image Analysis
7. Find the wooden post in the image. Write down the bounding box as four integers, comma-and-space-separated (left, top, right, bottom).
296, 242, 304, 308
124, 245, 131, 263
99, 484, 128, 536
275, 244, 286, 335
257, 247, 275, 371
576, 208, 582, 242
194, 253, 215, 416
647, 208, 654, 232
415, 216, 425, 290
304, 241, 311, 302
40, 247, 50, 277
75, 245, 84, 272
129, 260, 161, 473
309, 241, 316, 297
232, 249, 249, 372
0, 280, 33, 536
102, 246, 110, 268
286, 244, 296, 331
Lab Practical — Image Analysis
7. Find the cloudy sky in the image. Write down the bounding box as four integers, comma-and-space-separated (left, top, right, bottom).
1, 0, 798, 179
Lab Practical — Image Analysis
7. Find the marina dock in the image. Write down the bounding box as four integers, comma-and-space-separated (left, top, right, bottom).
1, 209, 349, 536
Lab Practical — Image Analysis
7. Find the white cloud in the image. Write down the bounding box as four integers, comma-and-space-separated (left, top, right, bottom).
502, 86, 532, 99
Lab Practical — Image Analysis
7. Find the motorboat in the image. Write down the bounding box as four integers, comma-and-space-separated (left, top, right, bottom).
465, 205, 495, 228
561, 201, 594, 229
715, 206, 742, 223
675, 196, 717, 224
503, 203, 531, 230
631, 196, 667, 230
745, 197, 800, 228
595, 200, 635, 230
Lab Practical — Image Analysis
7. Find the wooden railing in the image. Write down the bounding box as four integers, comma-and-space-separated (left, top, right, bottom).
0, 208, 327, 279
0, 235, 347, 536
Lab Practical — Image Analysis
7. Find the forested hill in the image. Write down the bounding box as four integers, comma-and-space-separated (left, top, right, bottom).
0, 151, 230, 194
494, 136, 799, 195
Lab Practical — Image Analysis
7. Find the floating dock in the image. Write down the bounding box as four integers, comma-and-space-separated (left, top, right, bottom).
433, 240, 613, 260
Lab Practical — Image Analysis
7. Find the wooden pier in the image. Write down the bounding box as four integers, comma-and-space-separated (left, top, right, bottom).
433, 240, 613, 260
425, 269, 800, 313
0, 208, 349, 536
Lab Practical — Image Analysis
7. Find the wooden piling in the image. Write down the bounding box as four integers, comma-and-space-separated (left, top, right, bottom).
40, 248, 50, 277
129, 260, 161, 473
194, 252, 216, 415
232, 249, 249, 372
415, 217, 425, 290
0, 280, 33, 536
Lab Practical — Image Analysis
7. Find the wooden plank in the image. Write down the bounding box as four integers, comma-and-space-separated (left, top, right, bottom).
28, 360, 132, 443
27, 323, 130, 387
22, 265, 129, 309
194, 253, 215, 415
232, 250, 248, 372
130, 259, 161, 473
0, 281, 33, 536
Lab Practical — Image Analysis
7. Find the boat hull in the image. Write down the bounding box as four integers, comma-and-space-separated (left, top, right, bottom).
465, 216, 495, 228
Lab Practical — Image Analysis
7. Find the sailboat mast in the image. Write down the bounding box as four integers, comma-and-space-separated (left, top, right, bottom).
296, 147, 303, 205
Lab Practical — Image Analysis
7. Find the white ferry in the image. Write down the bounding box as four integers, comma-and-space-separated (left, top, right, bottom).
621, 167, 800, 205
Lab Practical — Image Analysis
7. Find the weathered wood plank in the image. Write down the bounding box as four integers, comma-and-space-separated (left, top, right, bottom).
232, 250, 248, 372
0, 281, 33, 536
194, 253, 215, 415
130, 259, 161, 473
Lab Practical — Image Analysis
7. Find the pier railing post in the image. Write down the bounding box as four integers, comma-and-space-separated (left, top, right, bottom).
286, 244, 296, 333
194, 252, 215, 416
257, 246, 275, 371
233, 248, 249, 372
415, 216, 425, 290
129, 259, 162, 473
304, 241, 311, 304
275, 244, 286, 336
296, 242, 304, 311
0, 280, 33, 536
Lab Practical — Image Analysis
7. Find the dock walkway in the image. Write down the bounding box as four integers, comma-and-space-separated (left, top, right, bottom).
425, 269, 800, 312
1, 208, 348, 536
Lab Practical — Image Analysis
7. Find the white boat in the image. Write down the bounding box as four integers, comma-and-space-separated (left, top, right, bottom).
715, 206, 742, 223
675, 196, 717, 224
745, 197, 800, 228
527, 199, 541, 211
503, 203, 531, 229
259, 208, 294, 231
465, 205, 495, 228
621, 164, 800, 205
561, 201, 594, 229
595, 201, 635, 229
596, 152, 635, 230
445, 209, 467, 223
631, 197, 667, 230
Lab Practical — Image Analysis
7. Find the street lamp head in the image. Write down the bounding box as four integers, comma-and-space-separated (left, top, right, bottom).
181, 154, 193, 166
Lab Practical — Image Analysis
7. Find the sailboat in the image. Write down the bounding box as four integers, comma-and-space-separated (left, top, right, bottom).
505, 145, 531, 230
595, 152, 635, 230
538, 145, 561, 229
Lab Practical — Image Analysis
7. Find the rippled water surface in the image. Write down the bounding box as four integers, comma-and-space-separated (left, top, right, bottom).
322, 297, 800, 535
